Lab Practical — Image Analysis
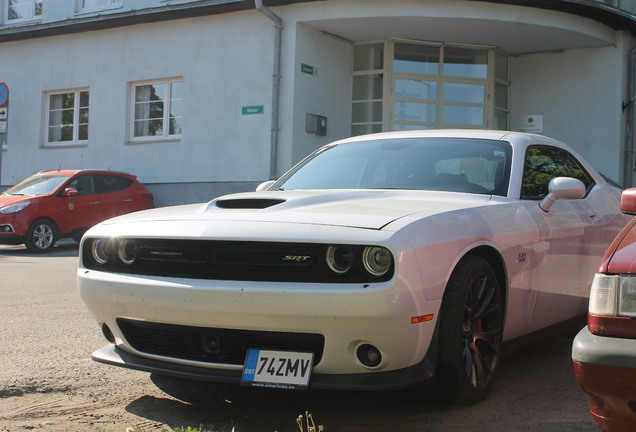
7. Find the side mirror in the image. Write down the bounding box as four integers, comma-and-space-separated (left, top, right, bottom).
620, 188, 636, 215
256, 180, 276, 192
539, 177, 586, 212
63, 187, 78, 198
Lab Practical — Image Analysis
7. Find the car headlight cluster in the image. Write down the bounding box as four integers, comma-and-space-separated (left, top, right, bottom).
326, 245, 392, 277
0, 201, 31, 214
89, 238, 138, 266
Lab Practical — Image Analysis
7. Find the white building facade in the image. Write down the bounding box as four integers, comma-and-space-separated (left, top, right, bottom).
1, 0, 636, 206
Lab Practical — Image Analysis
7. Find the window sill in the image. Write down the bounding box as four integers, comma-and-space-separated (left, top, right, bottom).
2, 18, 43, 28
126, 138, 181, 145
41, 143, 88, 149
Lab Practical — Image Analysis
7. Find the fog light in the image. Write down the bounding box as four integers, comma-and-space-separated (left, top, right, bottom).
356, 343, 382, 368
101, 323, 115, 343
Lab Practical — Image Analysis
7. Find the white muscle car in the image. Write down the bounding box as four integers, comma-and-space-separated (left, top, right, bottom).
78, 130, 630, 404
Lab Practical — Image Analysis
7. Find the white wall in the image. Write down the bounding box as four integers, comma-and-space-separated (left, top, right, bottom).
510, 40, 627, 184
1, 11, 274, 187
288, 23, 352, 167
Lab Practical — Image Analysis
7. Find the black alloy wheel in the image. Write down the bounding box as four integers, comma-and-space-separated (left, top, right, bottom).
433, 255, 503, 404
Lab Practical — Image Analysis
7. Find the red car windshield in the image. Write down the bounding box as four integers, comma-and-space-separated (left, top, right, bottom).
5, 175, 71, 196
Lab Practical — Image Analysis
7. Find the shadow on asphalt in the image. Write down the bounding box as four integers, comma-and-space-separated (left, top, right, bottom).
0, 240, 79, 258
124, 327, 594, 432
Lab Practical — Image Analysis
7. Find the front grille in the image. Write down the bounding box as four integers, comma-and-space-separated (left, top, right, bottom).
117, 319, 325, 366
83, 239, 394, 283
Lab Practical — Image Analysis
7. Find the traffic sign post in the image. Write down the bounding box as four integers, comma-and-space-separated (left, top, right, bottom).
0, 83, 8, 107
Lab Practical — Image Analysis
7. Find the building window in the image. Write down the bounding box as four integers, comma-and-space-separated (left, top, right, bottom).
5, 0, 42, 23
45, 89, 89, 146
78, 0, 121, 13
352, 42, 385, 136
131, 78, 183, 142
352, 39, 510, 135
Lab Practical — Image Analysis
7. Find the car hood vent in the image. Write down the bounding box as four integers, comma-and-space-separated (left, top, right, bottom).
215, 198, 286, 209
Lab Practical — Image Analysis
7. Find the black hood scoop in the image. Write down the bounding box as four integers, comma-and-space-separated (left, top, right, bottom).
215, 198, 286, 209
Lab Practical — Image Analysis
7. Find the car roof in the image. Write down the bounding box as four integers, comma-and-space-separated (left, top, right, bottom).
36, 169, 136, 178
329, 129, 559, 146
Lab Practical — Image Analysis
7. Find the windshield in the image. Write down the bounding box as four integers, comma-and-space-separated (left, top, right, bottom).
273, 137, 512, 196
5, 174, 71, 196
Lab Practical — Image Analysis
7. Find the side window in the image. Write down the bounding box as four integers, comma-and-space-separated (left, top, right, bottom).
67, 175, 95, 196
130, 78, 183, 142
94, 175, 133, 193
5, 0, 42, 24
45, 89, 90, 146
521, 146, 593, 200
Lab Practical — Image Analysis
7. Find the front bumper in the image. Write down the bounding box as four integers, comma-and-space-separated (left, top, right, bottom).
92, 343, 435, 391
0, 235, 24, 245
79, 257, 440, 383
572, 326, 636, 432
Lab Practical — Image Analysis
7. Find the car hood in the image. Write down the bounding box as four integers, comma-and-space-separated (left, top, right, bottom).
101, 190, 494, 231
0, 194, 37, 207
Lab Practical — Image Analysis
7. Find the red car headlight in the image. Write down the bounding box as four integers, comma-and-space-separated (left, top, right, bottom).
0, 201, 31, 214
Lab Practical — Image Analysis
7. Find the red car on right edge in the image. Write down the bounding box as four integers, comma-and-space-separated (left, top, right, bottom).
573, 188, 636, 432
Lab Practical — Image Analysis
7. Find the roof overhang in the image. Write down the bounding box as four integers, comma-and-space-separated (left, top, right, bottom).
0, 0, 634, 50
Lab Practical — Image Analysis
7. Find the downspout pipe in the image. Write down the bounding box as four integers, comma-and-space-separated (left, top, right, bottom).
255, 0, 282, 180
624, 45, 636, 188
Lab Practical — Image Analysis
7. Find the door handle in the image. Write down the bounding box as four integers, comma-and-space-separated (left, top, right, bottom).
123, 199, 133, 202
90, 201, 101, 205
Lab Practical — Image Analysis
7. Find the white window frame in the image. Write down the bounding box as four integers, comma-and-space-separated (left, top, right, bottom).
129, 78, 183, 143
77, 0, 122, 14
44, 88, 90, 147
4, 0, 42, 24
351, 39, 510, 135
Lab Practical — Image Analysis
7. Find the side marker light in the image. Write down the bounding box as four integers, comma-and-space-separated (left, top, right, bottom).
411, 314, 434, 324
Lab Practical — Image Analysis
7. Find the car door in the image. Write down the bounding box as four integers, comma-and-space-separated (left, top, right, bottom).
57, 174, 105, 233
521, 146, 607, 331
92, 174, 139, 219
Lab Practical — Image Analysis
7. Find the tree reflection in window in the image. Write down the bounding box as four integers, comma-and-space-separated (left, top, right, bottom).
521, 146, 593, 200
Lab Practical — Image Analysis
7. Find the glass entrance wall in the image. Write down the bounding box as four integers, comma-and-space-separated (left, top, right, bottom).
352, 39, 510, 135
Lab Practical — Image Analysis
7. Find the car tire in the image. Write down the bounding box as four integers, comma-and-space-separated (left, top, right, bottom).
25, 219, 58, 253
432, 255, 503, 405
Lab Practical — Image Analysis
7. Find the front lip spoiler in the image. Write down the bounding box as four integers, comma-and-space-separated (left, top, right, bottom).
92, 344, 434, 391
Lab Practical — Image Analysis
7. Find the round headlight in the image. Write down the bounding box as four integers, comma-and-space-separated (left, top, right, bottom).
117, 239, 138, 265
362, 247, 392, 277
326, 245, 354, 274
91, 238, 112, 265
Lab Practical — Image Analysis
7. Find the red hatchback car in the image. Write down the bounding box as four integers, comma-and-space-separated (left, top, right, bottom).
573, 188, 636, 432
0, 170, 153, 252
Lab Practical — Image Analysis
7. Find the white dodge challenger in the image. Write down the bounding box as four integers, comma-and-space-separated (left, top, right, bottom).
78, 130, 630, 404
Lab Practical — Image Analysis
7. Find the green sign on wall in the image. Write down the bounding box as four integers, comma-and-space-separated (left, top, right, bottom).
301, 63, 318, 76
242, 105, 264, 115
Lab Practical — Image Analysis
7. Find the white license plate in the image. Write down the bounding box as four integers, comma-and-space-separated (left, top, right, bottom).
241, 349, 313, 389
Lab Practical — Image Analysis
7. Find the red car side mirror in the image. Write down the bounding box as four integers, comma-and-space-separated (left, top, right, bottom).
63, 187, 78, 198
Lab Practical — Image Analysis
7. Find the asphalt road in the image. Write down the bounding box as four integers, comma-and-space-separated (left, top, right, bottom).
0, 242, 600, 432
